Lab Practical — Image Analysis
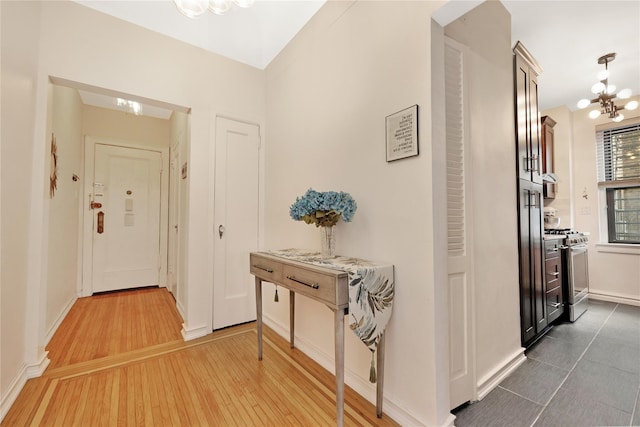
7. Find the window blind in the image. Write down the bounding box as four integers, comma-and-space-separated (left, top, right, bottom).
596, 122, 640, 186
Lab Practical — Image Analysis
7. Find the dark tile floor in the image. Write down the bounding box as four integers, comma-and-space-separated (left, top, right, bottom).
453, 299, 640, 427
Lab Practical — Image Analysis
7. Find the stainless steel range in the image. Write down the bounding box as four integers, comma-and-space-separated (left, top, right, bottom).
546, 229, 589, 321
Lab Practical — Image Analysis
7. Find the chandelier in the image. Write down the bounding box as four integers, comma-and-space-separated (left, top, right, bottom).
173, 0, 255, 18
577, 53, 638, 123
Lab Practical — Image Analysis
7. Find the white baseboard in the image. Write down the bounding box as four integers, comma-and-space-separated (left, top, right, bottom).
0, 367, 28, 422
440, 413, 457, 427
45, 295, 78, 346
589, 291, 640, 307
262, 314, 428, 427
26, 351, 50, 379
176, 300, 186, 321
0, 352, 50, 422
476, 347, 526, 401
181, 323, 209, 341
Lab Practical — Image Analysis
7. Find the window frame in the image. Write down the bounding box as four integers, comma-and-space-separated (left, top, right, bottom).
605, 187, 640, 244
596, 118, 640, 246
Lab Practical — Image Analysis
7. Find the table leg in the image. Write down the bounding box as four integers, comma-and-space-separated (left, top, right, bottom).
335, 308, 345, 427
376, 332, 386, 418
255, 277, 263, 361
289, 290, 295, 349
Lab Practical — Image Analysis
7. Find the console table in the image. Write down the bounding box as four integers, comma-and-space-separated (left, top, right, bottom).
250, 249, 394, 427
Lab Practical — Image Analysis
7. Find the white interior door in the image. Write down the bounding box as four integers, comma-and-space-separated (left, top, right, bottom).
445, 38, 476, 409
213, 117, 260, 330
91, 144, 162, 293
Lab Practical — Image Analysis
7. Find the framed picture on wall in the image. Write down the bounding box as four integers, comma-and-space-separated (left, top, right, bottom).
386, 104, 419, 162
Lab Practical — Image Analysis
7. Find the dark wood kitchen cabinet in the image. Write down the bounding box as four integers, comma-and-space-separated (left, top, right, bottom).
514, 42, 547, 347
544, 238, 564, 324
514, 42, 543, 186
541, 115, 557, 199
518, 180, 546, 345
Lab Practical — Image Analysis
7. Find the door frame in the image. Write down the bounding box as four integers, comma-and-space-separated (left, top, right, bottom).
81, 136, 170, 296
167, 139, 181, 299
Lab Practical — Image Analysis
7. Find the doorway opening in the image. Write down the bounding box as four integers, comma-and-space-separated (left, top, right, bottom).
45, 77, 189, 358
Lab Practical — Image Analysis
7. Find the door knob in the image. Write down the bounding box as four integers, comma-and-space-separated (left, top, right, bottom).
218, 225, 225, 239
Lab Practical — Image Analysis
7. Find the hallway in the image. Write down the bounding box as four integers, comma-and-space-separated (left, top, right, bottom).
2, 288, 398, 426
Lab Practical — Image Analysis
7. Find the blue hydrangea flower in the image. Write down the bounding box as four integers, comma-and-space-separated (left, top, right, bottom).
290, 188, 357, 227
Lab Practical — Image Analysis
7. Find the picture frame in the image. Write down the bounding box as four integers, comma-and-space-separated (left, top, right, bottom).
386, 104, 419, 162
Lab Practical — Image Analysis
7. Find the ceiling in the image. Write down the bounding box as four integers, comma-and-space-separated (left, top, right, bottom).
72, 0, 640, 118
502, 0, 639, 112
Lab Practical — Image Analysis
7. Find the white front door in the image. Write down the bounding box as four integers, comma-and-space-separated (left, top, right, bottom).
213, 117, 260, 330
91, 144, 162, 293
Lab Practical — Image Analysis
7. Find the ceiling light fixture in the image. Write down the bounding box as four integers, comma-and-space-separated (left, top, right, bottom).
173, 0, 255, 18
116, 98, 143, 116
577, 53, 636, 122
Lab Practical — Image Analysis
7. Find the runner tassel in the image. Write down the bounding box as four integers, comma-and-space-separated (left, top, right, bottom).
274, 286, 279, 302
369, 350, 377, 383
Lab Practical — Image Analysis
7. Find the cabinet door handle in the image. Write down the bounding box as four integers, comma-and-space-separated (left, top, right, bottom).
253, 264, 273, 273
549, 302, 562, 308
531, 154, 539, 172
548, 271, 559, 277
530, 193, 539, 208
286, 275, 319, 289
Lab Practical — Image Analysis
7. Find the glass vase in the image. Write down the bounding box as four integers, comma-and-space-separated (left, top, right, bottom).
320, 226, 336, 257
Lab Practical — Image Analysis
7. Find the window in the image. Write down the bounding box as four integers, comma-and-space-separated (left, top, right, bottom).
596, 121, 640, 244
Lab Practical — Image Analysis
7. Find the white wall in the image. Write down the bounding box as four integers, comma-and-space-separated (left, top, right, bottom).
265, 1, 452, 425
83, 105, 171, 149
0, 0, 43, 417
46, 85, 83, 342
544, 96, 640, 303
1, 0, 265, 417
542, 105, 573, 227
444, 0, 523, 397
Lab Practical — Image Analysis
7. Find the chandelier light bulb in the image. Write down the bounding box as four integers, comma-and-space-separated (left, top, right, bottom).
577, 99, 591, 109
625, 100, 639, 111
209, 0, 231, 14
618, 88, 632, 99
174, 0, 254, 18
233, 0, 255, 8
591, 82, 605, 94
580, 53, 629, 123
173, 0, 209, 18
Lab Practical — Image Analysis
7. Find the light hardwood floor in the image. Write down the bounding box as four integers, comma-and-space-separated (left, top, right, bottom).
2, 287, 399, 426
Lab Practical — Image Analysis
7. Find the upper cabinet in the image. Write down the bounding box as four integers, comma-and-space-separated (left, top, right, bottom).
514, 42, 544, 185
541, 115, 557, 199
